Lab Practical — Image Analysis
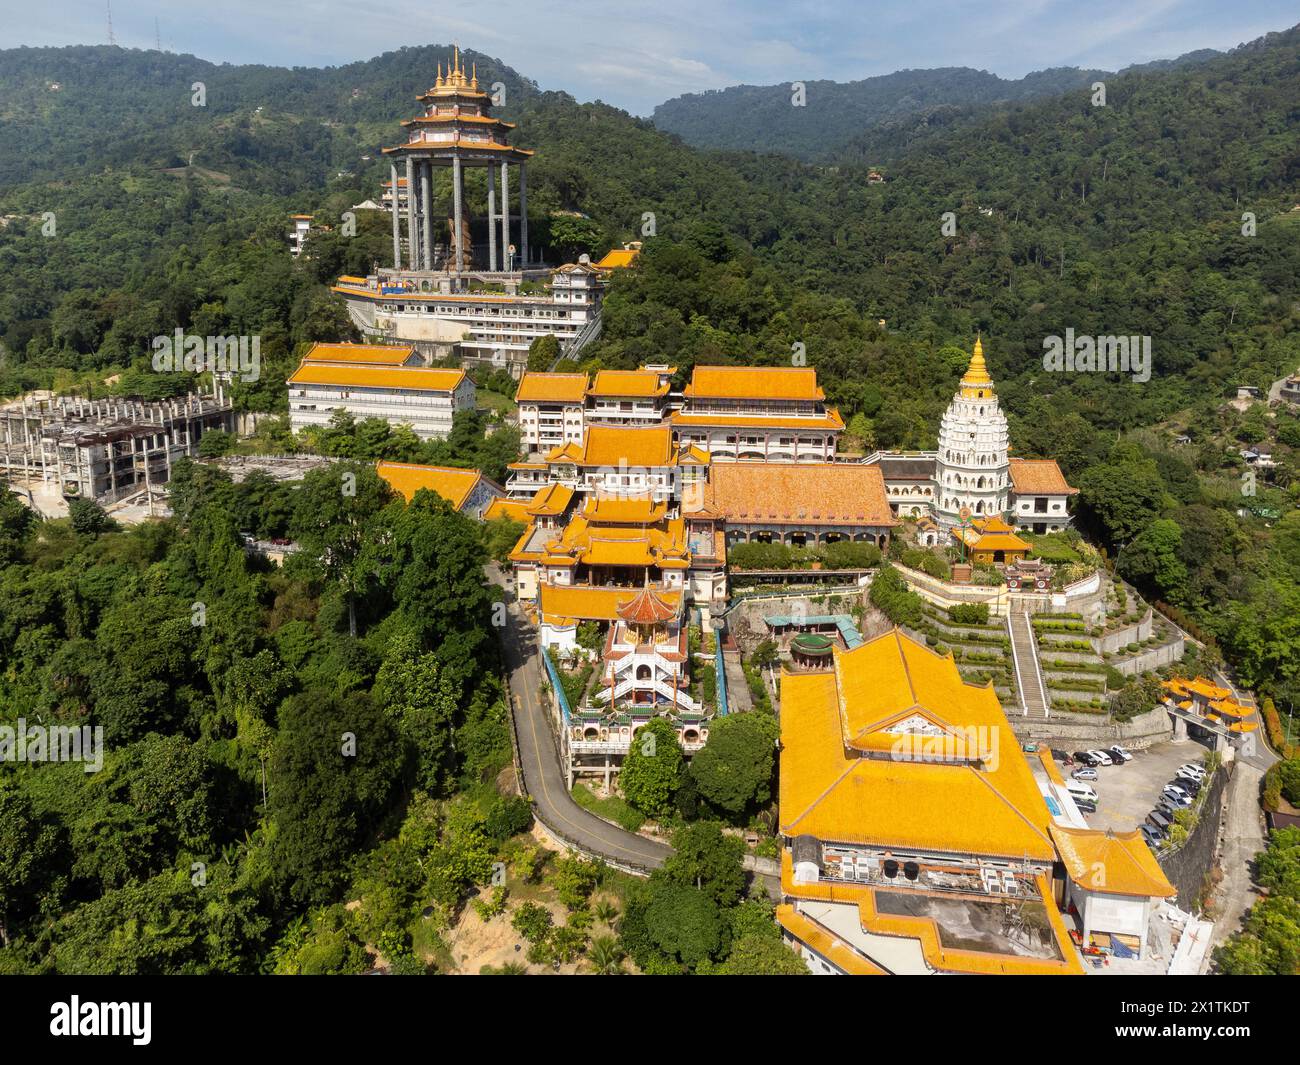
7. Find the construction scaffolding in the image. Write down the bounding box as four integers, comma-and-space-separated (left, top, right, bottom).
0, 387, 234, 513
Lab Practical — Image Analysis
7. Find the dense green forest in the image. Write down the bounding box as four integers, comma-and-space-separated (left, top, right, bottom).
0, 465, 526, 972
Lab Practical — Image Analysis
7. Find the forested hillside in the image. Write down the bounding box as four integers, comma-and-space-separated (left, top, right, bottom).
651, 52, 1221, 159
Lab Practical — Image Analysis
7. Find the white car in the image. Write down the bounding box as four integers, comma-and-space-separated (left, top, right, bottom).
1109, 745, 1133, 762
1086, 749, 1113, 766
1177, 763, 1206, 779
1162, 785, 1193, 806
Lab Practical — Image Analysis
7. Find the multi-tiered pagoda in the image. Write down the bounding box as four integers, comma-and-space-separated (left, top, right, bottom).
383, 47, 534, 278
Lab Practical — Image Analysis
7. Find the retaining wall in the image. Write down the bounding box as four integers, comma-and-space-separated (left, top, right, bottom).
1158, 764, 1231, 910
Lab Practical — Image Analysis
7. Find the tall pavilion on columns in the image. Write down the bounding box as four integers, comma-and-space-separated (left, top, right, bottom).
382, 47, 534, 283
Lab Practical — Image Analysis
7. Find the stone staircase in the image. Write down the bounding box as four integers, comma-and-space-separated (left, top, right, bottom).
1006, 608, 1051, 719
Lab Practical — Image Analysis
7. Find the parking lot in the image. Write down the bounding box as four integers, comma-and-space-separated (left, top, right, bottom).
1051, 741, 1212, 834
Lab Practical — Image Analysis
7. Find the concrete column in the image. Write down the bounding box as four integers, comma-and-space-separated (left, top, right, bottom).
487, 162, 498, 272
500, 161, 510, 271
390, 162, 401, 269
519, 163, 528, 267
404, 157, 418, 271
421, 160, 433, 274
452, 154, 463, 274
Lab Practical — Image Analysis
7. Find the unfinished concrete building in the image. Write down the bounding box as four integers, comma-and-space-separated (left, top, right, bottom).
0, 390, 234, 506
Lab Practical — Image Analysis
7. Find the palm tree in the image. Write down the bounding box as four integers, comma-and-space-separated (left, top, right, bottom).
586, 935, 624, 975
593, 899, 620, 928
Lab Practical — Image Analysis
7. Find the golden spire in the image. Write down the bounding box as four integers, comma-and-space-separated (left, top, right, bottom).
471, 62, 478, 90
453, 45, 460, 76
962, 335, 992, 387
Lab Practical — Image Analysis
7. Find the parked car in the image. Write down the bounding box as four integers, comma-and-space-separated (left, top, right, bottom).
1175, 771, 1203, 790
1086, 749, 1114, 766
1148, 810, 1173, 831
1072, 767, 1099, 782
1162, 785, 1194, 806
1177, 763, 1206, 780
1067, 781, 1099, 804
1052, 749, 1075, 766
1155, 797, 1181, 817
1175, 767, 1202, 784
1074, 751, 1099, 767
1140, 824, 1165, 848
1109, 745, 1133, 762
1075, 799, 1097, 815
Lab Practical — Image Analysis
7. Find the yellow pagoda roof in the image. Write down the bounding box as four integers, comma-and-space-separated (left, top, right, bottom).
1050, 825, 1177, 898
514, 371, 589, 404
375, 461, 484, 509
483, 497, 531, 523
286, 362, 466, 393
525, 483, 575, 518
550, 425, 679, 468
301, 342, 418, 366
684, 365, 825, 402
587, 369, 668, 398
779, 629, 1056, 861
957, 516, 1031, 553
538, 583, 682, 625
594, 247, 641, 270
579, 494, 667, 524
775, 904, 887, 976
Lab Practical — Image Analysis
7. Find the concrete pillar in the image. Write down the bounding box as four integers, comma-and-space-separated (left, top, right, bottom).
452, 154, 463, 274
420, 160, 433, 274
404, 156, 418, 271
389, 162, 402, 269
519, 163, 528, 268
487, 162, 497, 272
500, 161, 510, 271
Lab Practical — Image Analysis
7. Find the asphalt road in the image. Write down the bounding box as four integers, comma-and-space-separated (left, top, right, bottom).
489, 566, 671, 871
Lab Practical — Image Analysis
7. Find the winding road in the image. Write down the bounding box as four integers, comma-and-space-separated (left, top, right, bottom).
490, 566, 671, 871
490, 565, 781, 890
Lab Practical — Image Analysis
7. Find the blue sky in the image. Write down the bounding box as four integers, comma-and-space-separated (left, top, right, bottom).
6, 1, 1296, 114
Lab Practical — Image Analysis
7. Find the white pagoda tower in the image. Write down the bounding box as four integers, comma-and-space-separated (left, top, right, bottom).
934, 338, 1010, 533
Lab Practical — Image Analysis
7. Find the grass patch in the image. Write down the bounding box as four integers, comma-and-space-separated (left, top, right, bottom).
571, 783, 645, 833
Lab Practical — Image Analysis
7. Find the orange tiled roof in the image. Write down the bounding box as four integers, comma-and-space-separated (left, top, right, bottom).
1009, 458, 1078, 496
959, 516, 1031, 553
617, 585, 680, 625
594, 248, 641, 269
526, 483, 576, 518
301, 342, 418, 366
701, 462, 896, 527
287, 362, 467, 393
776, 904, 885, 975
539, 583, 682, 625
1050, 825, 1177, 898
514, 372, 589, 404
779, 629, 1055, 860
670, 409, 845, 432
483, 497, 531, 523
579, 494, 667, 524
588, 369, 668, 398
376, 461, 484, 509
684, 365, 825, 402
563, 424, 677, 468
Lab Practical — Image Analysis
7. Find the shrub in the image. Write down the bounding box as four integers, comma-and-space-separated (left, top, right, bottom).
949, 603, 990, 625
